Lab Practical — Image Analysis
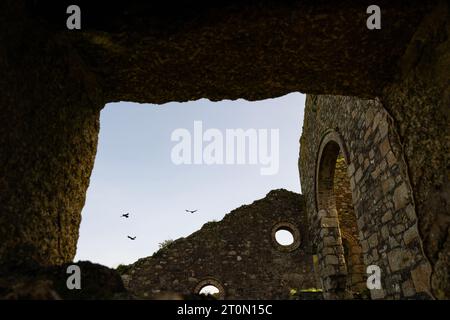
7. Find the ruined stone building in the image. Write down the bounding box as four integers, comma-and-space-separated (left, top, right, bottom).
121, 190, 318, 300
0, 1, 448, 299
300, 96, 436, 299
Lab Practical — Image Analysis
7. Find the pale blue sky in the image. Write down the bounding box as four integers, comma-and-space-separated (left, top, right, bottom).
75, 92, 306, 267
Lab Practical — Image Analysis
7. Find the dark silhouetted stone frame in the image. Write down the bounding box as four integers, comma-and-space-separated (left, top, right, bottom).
194, 278, 226, 300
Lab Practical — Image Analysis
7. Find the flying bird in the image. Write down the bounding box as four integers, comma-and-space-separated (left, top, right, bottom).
121, 213, 130, 218
185, 209, 198, 214
127, 236, 136, 240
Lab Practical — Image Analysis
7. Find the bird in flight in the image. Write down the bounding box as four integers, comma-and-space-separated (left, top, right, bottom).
121, 213, 130, 218
185, 209, 198, 214
127, 236, 136, 240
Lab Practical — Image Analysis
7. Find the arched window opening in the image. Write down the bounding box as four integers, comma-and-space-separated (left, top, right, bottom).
316, 134, 368, 299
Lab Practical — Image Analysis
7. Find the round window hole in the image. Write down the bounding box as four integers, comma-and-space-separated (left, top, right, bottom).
199, 285, 220, 298
275, 229, 295, 246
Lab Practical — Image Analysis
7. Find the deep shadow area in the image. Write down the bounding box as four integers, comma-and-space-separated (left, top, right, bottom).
0, 0, 448, 299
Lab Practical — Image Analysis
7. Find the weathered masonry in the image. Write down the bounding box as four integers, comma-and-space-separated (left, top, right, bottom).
299, 96, 435, 299
122, 190, 319, 300
0, 1, 448, 299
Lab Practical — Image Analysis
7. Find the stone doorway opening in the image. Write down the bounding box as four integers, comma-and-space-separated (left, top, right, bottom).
75, 93, 306, 269
315, 132, 367, 299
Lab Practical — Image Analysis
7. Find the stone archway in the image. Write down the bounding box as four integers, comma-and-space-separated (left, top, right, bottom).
334, 156, 366, 297
314, 131, 366, 299
300, 95, 437, 299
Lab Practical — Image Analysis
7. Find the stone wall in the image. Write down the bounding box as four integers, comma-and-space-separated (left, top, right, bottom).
380, 2, 450, 299
0, 4, 104, 268
121, 190, 319, 299
334, 156, 366, 296
299, 95, 433, 299
298, 3, 450, 299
